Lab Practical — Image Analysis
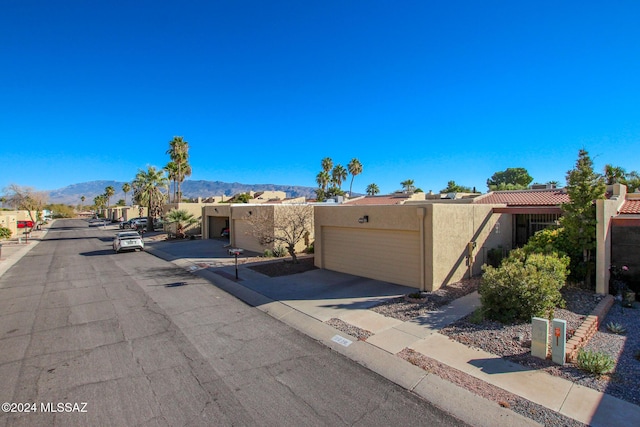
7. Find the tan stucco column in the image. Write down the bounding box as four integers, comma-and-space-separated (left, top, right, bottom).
595, 184, 627, 294
417, 207, 426, 292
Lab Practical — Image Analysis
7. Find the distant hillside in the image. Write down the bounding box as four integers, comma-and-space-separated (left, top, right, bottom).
47, 180, 317, 205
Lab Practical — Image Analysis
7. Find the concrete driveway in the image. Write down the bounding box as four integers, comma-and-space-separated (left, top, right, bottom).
145, 237, 415, 322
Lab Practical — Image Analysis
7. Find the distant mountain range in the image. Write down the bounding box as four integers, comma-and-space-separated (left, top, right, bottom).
47, 180, 317, 205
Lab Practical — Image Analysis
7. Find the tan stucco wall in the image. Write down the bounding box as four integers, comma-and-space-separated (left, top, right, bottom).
429, 204, 510, 289
163, 202, 210, 235
596, 184, 628, 294
0, 213, 18, 238
202, 204, 314, 254
314, 204, 511, 291
231, 204, 273, 253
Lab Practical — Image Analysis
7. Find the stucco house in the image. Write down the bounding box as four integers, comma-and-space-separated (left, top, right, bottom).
313, 202, 509, 292
202, 201, 313, 254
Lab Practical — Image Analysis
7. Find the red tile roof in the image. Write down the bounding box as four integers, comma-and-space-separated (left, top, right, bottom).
344, 195, 410, 205
620, 200, 640, 214
474, 188, 570, 206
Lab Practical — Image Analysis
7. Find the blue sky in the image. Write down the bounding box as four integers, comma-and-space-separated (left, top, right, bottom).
1, 1, 639, 196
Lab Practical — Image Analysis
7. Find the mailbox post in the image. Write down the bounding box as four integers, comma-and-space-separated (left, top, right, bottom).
228, 248, 244, 280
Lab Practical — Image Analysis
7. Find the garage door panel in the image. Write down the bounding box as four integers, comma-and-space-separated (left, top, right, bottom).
322, 227, 420, 287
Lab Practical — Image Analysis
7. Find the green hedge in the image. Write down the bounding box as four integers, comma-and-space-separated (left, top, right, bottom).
480, 250, 568, 323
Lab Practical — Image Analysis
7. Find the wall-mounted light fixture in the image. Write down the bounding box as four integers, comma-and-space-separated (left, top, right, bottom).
494, 222, 501, 234
248, 211, 253, 215
358, 215, 369, 224
214, 208, 218, 213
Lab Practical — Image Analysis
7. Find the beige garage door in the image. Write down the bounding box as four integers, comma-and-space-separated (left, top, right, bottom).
322, 226, 421, 287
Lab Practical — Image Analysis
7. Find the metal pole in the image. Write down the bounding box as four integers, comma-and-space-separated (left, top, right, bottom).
235, 253, 239, 280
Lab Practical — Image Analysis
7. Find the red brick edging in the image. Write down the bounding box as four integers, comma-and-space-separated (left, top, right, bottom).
565, 295, 615, 362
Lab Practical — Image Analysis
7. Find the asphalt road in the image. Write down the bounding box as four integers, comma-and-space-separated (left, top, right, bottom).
0, 219, 467, 426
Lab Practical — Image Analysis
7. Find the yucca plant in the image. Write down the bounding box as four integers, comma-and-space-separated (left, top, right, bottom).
606, 322, 627, 335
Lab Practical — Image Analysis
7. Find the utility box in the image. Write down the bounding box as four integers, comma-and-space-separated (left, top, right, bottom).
531, 317, 549, 360
551, 319, 567, 365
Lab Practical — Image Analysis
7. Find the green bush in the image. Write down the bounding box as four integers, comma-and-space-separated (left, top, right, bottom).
480, 250, 568, 323
522, 227, 589, 284
0, 226, 11, 240
576, 349, 615, 377
263, 249, 274, 258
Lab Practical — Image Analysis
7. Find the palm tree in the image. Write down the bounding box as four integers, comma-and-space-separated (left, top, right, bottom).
321, 157, 333, 173
165, 208, 198, 239
164, 161, 178, 202
400, 179, 415, 193
366, 183, 380, 196
331, 164, 348, 189
93, 194, 106, 216
132, 166, 169, 231
122, 183, 131, 206
104, 186, 115, 209
166, 136, 191, 203
347, 158, 363, 197
316, 171, 330, 192
80, 195, 85, 209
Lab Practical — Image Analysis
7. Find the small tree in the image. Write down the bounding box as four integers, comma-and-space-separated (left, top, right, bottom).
487, 167, 533, 191
165, 209, 198, 238
3, 184, 48, 225
440, 180, 472, 193
561, 149, 605, 288
246, 205, 313, 263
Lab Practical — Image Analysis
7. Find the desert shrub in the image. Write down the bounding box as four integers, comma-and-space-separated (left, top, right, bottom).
263, 249, 274, 258
522, 227, 590, 284
576, 349, 615, 377
0, 226, 11, 240
480, 250, 568, 323
272, 246, 286, 258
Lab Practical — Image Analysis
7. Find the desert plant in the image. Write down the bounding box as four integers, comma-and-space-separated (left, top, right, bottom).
272, 246, 286, 258
0, 226, 11, 240
263, 249, 274, 258
606, 322, 627, 335
165, 209, 198, 238
576, 349, 615, 377
480, 250, 568, 323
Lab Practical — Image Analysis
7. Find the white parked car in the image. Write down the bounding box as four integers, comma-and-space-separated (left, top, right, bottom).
113, 231, 145, 253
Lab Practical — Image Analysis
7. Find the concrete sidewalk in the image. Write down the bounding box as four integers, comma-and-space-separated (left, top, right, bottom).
144, 238, 640, 427
3, 228, 638, 426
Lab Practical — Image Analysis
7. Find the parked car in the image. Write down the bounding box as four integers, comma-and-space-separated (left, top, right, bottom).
113, 231, 145, 253
131, 218, 148, 231
221, 227, 230, 238
119, 217, 144, 229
